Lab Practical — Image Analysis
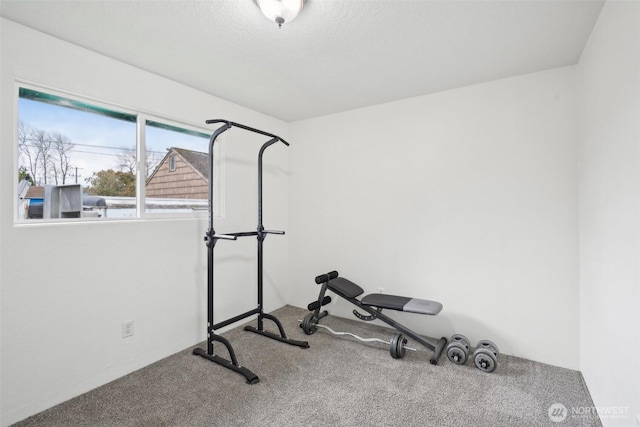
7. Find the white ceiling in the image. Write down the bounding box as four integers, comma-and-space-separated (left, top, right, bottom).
0, 0, 604, 122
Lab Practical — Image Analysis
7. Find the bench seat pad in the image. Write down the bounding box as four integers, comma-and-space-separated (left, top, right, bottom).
360, 293, 442, 315
327, 277, 365, 299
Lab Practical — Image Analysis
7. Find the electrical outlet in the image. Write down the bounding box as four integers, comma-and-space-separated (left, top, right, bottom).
378, 287, 384, 294
122, 320, 134, 338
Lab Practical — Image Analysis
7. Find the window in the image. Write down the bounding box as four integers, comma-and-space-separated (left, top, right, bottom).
16, 85, 221, 223
144, 120, 214, 215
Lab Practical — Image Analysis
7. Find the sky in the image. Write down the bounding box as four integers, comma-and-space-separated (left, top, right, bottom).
19, 97, 211, 187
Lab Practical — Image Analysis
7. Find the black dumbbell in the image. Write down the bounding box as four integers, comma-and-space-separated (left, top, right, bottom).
446, 334, 471, 365
472, 340, 499, 373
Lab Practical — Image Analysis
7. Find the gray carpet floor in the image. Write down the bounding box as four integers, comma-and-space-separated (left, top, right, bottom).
13, 305, 601, 427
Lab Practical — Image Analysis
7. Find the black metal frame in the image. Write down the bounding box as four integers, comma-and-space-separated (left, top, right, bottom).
193, 120, 308, 384
310, 272, 447, 365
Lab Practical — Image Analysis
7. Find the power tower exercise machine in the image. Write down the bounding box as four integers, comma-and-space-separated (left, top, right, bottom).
193, 119, 308, 384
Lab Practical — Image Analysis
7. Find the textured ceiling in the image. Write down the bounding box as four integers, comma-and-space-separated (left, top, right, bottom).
0, 0, 604, 122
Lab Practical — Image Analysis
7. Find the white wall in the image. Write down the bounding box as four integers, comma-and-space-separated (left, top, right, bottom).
0, 18, 290, 426
289, 67, 579, 369
4, 4, 639, 426
577, 1, 640, 426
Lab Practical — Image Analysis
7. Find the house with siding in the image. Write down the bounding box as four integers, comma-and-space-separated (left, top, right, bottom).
146, 147, 208, 199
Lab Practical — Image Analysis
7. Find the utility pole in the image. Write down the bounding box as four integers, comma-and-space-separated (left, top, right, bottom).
68, 166, 82, 184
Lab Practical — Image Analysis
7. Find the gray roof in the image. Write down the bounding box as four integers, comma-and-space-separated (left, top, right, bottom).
172, 147, 208, 180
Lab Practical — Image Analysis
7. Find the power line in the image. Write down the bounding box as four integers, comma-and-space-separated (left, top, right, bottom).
20, 142, 167, 155
21, 145, 166, 159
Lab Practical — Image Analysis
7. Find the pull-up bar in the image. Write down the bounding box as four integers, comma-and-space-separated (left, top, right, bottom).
205, 119, 290, 145
193, 119, 308, 384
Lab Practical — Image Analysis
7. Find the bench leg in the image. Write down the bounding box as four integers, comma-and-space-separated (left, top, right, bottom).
429, 337, 448, 365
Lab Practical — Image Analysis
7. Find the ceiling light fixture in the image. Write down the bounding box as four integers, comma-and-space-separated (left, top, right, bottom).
255, 0, 306, 28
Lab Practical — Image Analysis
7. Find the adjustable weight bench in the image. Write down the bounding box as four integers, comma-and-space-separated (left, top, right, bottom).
301, 271, 448, 364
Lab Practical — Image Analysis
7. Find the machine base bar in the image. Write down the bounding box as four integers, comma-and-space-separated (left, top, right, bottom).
244, 326, 310, 348
192, 347, 260, 384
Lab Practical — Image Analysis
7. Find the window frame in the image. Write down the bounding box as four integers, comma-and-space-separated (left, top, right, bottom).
14, 81, 224, 225
140, 114, 224, 220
